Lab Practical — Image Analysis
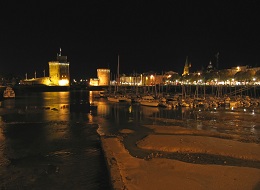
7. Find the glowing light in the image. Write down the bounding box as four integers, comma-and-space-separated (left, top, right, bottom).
58, 79, 69, 86
88, 113, 93, 123
128, 106, 132, 113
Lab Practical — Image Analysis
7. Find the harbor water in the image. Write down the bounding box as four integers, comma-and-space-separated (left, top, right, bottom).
0, 90, 112, 190
1, 90, 260, 189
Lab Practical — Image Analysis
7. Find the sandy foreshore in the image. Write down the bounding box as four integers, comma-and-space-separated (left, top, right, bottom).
101, 125, 260, 190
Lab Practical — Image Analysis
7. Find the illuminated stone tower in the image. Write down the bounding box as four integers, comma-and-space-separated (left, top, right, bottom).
48, 48, 70, 86
182, 56, 191, 76
97, 68, 110, 86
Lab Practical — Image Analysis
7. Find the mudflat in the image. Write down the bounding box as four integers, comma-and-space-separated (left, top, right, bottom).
101, 125, 260, 190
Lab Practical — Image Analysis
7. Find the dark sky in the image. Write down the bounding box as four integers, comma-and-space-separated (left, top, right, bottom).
1, 0, 259, 79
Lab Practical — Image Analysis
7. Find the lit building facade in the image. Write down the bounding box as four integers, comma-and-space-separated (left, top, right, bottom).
97, 68, 110, 86
48, 49, 70, 86
120, 75, 142, 85
89, 78, 99, 86
21, 49, 70, 86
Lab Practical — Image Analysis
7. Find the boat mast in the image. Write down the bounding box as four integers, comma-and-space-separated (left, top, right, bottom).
117, 54, 120, 92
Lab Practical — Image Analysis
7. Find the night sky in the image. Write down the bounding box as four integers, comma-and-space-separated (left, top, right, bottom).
1, 0, 259, 79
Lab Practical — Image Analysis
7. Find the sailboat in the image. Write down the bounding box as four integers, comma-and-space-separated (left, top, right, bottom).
140, 95, 160, 107
107, 54, 131, 103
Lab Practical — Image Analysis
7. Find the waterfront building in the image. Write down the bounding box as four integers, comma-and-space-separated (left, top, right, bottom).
21, 48, 70, 87
120, 74, 142, 86
118, 72, 178, 86
20, 77, 51, 85
97, 68, 110, 86
89, 78, 99, 86
48, 49, 70, 86
163, 71, 180, 85
89, 68, 110, 86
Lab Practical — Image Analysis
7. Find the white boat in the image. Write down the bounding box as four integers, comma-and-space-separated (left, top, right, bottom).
140, 95, 159, 107
107, 94, 129, 102
3, 86, 15, 98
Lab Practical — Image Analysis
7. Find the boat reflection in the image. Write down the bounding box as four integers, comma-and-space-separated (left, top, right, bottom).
0, 90, 259, 141
2, 99, 16, 109
140, 105, 159, 117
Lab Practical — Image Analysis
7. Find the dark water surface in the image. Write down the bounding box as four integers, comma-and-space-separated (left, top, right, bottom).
1, 90, 260, 189
0, 91, 112, 190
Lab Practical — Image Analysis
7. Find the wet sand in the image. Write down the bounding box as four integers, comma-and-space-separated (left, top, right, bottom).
101, 125, 260, 190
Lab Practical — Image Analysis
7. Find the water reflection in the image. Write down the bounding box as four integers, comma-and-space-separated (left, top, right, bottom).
140, 106, 159, 117
43, 92, 70, 121
2, 99, 16, 109
0, 90, 111, 189
96, 101, 110, 117
1, 90, 259, 142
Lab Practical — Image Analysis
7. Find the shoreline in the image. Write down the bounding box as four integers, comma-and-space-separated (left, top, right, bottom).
100, 124, 260, 190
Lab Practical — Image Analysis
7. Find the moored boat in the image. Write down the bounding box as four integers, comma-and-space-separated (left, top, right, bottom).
3, 86, 15, 98
107, 94, 129, 102
140, 95, 159, 107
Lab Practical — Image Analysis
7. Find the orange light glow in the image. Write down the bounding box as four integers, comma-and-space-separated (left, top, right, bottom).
58, 79, 69, 86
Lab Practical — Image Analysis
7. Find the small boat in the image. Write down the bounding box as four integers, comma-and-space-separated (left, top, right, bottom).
107, 94, 129, 102
140, 95, 159, 107
3, 86, 15, 98
179, 99, 190, 107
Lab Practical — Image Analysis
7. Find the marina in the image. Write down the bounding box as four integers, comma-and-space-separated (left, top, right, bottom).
101, 84, 260, 110
0, 89, 259, 189
1, 0, 260, 188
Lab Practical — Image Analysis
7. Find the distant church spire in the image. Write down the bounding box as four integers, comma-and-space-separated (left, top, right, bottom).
182, 56, 191, 76
59, 47, 62, 56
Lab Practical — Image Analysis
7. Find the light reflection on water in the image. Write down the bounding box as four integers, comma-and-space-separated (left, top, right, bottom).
89, 91, 259, 141
0, 91, 111, 189
0, 90, 259, 188
0, 91, 259, 140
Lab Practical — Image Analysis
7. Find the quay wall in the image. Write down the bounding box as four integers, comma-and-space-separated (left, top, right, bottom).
100, 136, 125, 190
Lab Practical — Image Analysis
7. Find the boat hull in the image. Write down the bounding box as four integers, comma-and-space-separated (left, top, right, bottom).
3, 87, 15, 99
139, 95, 159, 107
140, 101, 159, 107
